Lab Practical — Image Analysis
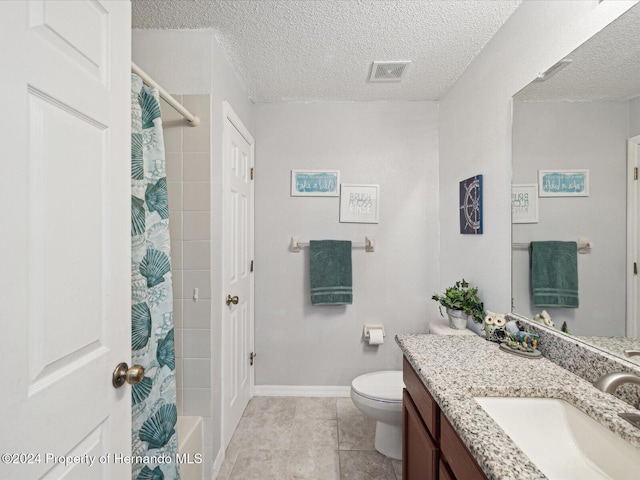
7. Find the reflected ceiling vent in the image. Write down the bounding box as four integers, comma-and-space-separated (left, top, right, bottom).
368, 61, 411, 82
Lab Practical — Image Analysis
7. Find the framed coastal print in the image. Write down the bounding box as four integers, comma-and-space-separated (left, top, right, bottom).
340, 184, 379, 223
459, 174, 483, 234
512, 184, 538, 224
291, 170, 340, 196
538, 169, 589, 197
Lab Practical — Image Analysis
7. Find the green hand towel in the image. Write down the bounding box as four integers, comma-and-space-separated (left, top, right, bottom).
310, 240, 352, 305
530, 241, 579, 308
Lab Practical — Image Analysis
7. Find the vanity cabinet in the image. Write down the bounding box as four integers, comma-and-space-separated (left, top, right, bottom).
403, 389, 438, 479
439, 461, 454, 480
403, 357, 487, 480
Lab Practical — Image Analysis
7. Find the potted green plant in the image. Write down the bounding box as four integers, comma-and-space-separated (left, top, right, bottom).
431, 279, 485, 332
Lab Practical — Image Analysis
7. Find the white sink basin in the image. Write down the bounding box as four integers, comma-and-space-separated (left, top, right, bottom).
474, 396, 640, 480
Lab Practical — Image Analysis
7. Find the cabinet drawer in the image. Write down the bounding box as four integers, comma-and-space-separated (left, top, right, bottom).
440, 412, 487, 480
403, 356, 439, 438
403, 389, 439, 480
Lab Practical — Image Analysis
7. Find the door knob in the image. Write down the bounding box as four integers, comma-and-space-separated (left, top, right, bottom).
112, 362, 145, 388
226, 294, 239, 305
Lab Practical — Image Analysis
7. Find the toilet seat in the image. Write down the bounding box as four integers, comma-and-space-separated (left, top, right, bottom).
351, 370, 403, 403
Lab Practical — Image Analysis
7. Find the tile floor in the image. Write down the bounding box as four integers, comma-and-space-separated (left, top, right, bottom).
216, 396, 402, 480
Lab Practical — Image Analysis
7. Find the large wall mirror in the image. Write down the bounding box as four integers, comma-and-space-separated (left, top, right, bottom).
511, 3, 640, 364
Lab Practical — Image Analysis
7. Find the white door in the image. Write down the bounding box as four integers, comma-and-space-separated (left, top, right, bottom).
0, 2, 131, 479
222, 102, 255, 447
628, 135, 640, 340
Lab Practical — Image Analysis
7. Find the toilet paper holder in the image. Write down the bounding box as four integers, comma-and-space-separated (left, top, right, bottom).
363, 324, 386, 341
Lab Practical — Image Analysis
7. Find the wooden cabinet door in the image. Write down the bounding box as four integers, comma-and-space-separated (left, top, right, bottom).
440, 413, 488, 480
403, 389, 439, 480
440, 460, 454, 480
404, 357, 439, 437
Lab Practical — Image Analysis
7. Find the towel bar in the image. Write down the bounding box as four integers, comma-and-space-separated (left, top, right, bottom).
512, 238, 592, 254
290, 236, 375, 253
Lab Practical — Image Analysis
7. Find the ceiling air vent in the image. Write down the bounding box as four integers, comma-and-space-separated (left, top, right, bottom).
368, 61, 411, 82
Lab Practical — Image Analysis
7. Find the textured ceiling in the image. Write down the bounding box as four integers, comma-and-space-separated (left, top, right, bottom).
131, 0, 522, 103
515, 2, 640, 102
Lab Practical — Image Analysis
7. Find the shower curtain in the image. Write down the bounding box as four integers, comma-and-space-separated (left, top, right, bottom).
131, 73, 180, 480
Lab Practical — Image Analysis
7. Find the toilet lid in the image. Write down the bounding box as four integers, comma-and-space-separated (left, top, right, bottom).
351, 370, 404, 402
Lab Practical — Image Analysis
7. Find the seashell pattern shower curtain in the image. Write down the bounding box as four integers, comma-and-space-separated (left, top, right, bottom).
130, 74, 180, 480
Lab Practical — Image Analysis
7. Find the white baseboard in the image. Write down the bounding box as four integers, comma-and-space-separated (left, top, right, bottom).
254, 385, 351, 397
210, 446, 224, 480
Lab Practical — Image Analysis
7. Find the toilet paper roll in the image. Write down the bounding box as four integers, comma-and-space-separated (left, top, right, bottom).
368, 328, 384, 345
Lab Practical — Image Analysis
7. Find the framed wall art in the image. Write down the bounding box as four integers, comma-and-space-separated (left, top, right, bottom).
459, 174, 483, 234
340, 184, 379, 223
291, 170, 340, 196
512, 184, 538, 224
538, 169, 589, 197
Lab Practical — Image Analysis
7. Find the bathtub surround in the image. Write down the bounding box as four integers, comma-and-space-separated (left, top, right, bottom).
162, 93, 213, 479
131, 75, 180, 480
177, 417, 204, 480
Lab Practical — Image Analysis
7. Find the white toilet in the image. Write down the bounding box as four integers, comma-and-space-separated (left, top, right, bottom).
350, 370, 405, 460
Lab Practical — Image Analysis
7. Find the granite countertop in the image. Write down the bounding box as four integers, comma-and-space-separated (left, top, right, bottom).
396, 334, 640, 480
579, 336, 640, 367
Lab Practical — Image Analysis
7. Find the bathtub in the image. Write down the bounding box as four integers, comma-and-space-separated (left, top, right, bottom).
176, 416, 204, 480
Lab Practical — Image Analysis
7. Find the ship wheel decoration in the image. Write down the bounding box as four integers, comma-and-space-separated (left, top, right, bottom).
459, 175, 483, 234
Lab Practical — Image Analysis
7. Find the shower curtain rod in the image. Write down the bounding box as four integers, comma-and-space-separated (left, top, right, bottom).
131, 62, 200, 127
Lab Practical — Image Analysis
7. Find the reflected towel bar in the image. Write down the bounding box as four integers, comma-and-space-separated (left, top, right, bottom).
290, 236, 375, 252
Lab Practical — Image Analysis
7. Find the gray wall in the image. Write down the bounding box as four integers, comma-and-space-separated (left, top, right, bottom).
512, 101, 628, 336
631, 97, 640, 137
253, 101, 439, 386
438, 0, 635, 316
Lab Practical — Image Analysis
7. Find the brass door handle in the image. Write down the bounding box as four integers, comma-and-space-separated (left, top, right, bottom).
112, 362, 145, 388
226, 295, 239, 305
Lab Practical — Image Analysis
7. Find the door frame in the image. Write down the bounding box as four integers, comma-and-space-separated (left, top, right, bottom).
220, 100, 255, 448
626, 134, 640, 339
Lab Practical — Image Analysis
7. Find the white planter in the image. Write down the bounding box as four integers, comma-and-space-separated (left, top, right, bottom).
446, 308, 469, 330
467, 316, 484, 336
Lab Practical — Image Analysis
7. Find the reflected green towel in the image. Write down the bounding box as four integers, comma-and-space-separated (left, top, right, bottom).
530, 241, 578, 308
310, 240, 352, 305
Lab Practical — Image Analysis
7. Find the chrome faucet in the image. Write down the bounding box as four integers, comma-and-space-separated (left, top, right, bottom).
593, 372, 640, 394
593, 372, 640, 430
